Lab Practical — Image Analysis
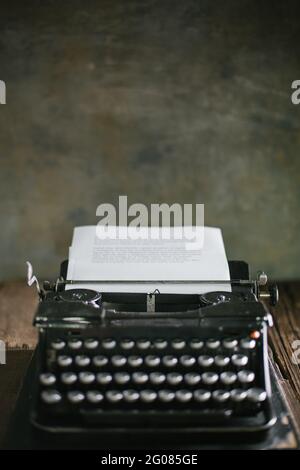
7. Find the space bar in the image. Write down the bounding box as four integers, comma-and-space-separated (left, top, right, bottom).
80, 409, 233, 426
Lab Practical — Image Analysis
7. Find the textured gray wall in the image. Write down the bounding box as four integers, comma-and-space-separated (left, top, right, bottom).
0, 0, 300, 281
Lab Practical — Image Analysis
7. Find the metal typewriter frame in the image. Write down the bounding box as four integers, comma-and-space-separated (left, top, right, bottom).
28, 260, 278, 437
27, 261, 278, 311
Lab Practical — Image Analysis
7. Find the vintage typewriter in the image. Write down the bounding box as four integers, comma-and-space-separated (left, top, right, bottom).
27, 260, 278, 439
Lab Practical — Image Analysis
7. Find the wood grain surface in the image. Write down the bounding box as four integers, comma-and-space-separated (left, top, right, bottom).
0, 281, 37, 349
269, 282, 300, 404
0, 281, 299, 446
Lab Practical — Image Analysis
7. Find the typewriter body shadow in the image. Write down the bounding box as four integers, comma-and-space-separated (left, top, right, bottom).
28, 260, 278, 438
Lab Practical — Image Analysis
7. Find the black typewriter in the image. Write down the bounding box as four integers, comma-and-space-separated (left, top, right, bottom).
28, 260, 278, 438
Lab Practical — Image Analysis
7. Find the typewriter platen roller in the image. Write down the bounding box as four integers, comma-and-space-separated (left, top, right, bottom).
28, 260, 278, 436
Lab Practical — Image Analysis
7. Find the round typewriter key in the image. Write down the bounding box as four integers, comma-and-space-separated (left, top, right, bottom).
123, 390, 139, 403
159, 390, 175, 402
97, 372, 112, 385
84, 338, 99, 349
189, 338, 204, 350
150, 372, 166, 384
250, 330, 260, 340
212, 390, 230, 403
220, 371, 237, 385
162, 355, 178, 367
106, 390, 123, 403
111, 355, 127, 367
240, 338, 256, 350
198, 355, 214, 368
114, 372, 130, 385
132, 372, 148, 384
223, 338, 238, 349
128, 355, 143, 367
202, 372, 219, 385
167, 372, 183, 385
57, 355, 72, 367
40, 373, 56, 386
102, 338, 116, 349
120, 339, 135, 350
67, 391, 85, 404
145, 355, 160, 367
184, 372, 201, 385
176, 390, 192, 403
231, 354, 248, 367
154, 338, 168, 349
194, 389, 211, 402
140, 390, 157, 403
61, 372, 77, 385
137, 339, 151, 350
230, 389, 247, 402
86, 390, 104, 403
79, 371, 95, 384
171, 338, 185, 350
238, 370, 255, 384
51, 339, 65, 350
214, 355, 230, 367
93, 355, 108, 367
247, 388, 267, 403
41, 390, 62, 404
206, 339, 220, 350
180, 355, 196, 367
75, 355, 90, 367
68, 338, 82, 350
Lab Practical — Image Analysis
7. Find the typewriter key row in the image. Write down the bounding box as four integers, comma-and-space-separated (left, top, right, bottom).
51, 337, 257, 351
40, 369, 255, 386
41, 387, 267, 405
55, 353, 249, 368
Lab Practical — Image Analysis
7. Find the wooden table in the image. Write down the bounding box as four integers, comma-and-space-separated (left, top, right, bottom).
1, 281, 300, 447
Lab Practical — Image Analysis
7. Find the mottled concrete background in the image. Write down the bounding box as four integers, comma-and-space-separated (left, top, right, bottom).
0, 0, 299, 281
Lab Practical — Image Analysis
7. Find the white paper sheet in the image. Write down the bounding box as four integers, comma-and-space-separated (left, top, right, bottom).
66, 226, 231, 294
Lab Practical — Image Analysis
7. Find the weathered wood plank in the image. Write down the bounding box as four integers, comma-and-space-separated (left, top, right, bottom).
0, 281, 37, 349
0, 280, 299, 443
269, 282, 300, 402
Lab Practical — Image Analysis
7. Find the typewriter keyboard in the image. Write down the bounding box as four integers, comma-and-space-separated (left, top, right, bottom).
36, 328, 270, 428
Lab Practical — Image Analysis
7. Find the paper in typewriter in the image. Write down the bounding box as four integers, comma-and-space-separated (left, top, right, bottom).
66, 226, 231, 294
